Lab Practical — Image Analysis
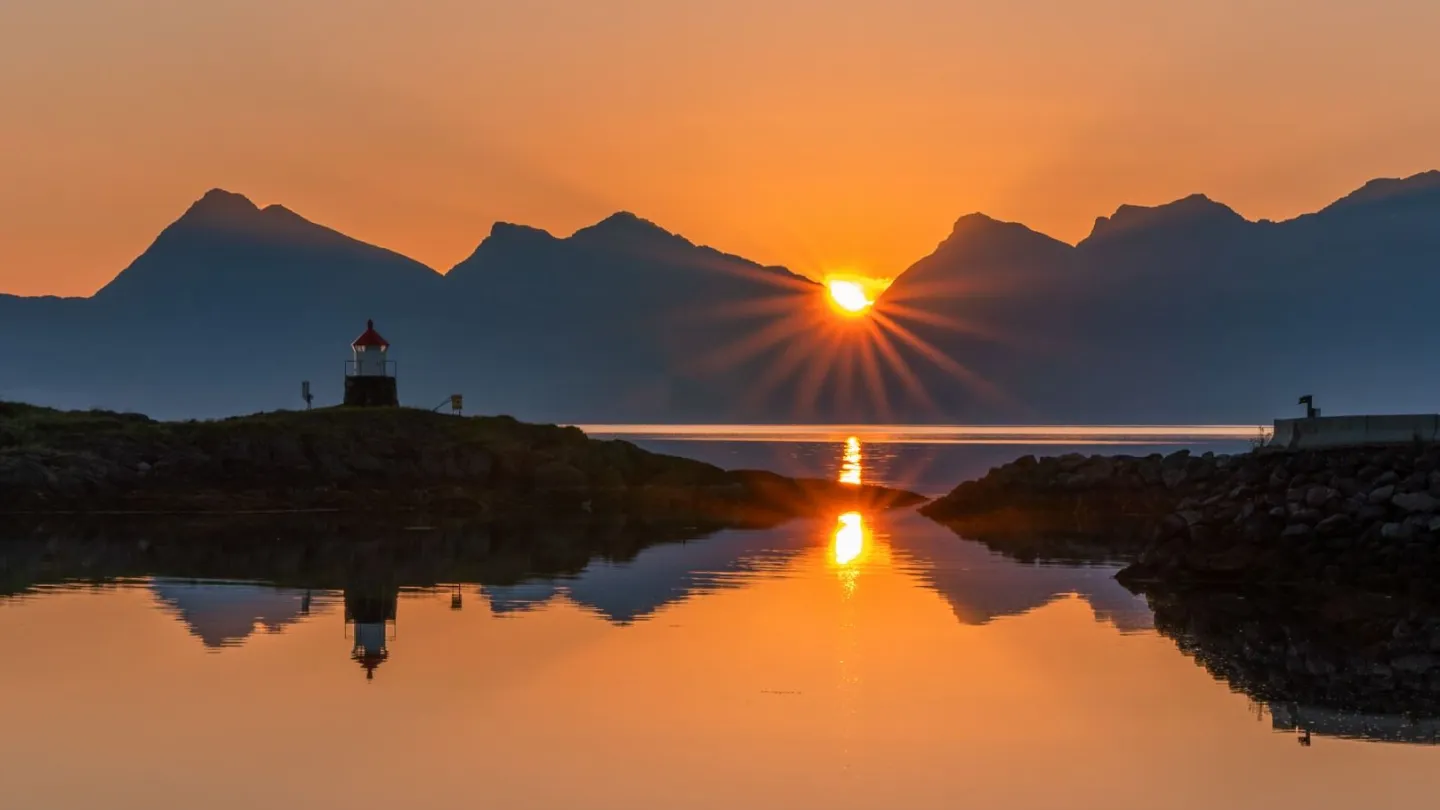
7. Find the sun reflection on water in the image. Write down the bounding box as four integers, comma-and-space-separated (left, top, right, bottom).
833, 512, 866, 566
839, 436, 863, 486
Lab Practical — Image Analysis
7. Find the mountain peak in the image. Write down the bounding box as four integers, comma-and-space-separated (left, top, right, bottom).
950, 212, 1005, 232
178, 189, 260, 225
95, 189, 440, 303
570, 211, 689, 248
490, 221, 555, 240
936, 212, 1071, 254
1085, 193, 1246, 243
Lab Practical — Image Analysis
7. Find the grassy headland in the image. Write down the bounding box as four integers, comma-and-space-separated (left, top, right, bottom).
0, 403, 924, 521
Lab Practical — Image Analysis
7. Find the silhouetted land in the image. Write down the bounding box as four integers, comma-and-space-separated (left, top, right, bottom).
0, 402, 922, 521
8, 172, 1440, 422
925, 445, 1440, 596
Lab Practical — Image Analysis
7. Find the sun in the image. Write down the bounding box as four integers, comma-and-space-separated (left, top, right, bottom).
827, 279, 872, 315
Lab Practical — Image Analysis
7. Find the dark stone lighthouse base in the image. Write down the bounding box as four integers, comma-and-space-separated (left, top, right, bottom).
344, 376, 399, 408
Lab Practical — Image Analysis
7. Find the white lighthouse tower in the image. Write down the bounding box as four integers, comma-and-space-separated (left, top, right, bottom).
343, 319, 399, 407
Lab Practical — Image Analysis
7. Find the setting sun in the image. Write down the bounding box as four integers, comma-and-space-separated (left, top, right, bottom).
827, 279, 873, 315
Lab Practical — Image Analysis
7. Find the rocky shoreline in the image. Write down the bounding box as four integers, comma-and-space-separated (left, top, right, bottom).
0, 403, 923, 523
922, 443, 1440, 594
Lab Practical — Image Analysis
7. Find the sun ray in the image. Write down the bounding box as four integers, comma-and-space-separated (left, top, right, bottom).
877, 273, 1024, 303
792, 323, 848, 418
739, 325, 833, 414
677, 292, 814, 324
668, 250, 821, 294
867, 324, 939, 415
694, 309, 819, 372
870, 310, 1010, 406
855, 327, 893, 422
835, 337, 858, 414
873, 300, 1010, 343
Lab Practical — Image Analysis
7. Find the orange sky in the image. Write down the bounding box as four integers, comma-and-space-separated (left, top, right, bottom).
4, 0, 1440, 297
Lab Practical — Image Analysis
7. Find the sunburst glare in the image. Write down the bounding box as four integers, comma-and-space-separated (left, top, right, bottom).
826, 279, 872, 315
687, 258, 1009, 422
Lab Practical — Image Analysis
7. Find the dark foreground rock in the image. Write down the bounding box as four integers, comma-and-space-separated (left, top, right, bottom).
1142, 584, 1440, 743
919, 450, 1223, 557
0, 403, 923, 522
924, 444, 1440, 593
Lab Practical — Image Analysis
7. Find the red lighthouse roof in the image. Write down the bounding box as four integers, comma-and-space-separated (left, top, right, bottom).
352, 319, 390, 349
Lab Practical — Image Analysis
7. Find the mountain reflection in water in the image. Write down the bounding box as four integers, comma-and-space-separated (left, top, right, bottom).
5, 434, 1440, 808
0, 509, 1145, 649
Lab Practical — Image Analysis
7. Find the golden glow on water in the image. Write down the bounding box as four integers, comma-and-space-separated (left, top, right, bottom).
839, 436, 863, 486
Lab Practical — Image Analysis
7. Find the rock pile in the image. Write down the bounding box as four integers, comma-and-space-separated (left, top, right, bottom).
924, 444, 1440, 592
919, 450, 1231, 546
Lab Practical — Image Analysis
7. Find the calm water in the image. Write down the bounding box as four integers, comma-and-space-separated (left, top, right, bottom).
592, 423, 1263, 495
3, 429, 1437, 810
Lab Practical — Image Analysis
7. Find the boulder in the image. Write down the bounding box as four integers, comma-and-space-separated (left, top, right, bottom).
1393, 492, 1440, 514
1358, 504, 1389, 522
1280, 524, 1314, 540
1316, 514, 1354, 536
1390, 654, 1440, 674
1368, 485, 1397, 505
1179, 510, 1206, 527
1382, 522, 1415, 541
1162, 468, 1188, 490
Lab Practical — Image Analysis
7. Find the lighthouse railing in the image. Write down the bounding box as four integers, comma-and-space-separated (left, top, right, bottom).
344, 359, 397, 378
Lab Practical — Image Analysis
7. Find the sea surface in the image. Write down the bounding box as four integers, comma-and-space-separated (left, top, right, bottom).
586, 422, 1266, 496
4, 426, 1438, 810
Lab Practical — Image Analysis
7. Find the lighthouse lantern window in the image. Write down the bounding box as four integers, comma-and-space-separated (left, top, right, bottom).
343, 319, 400, 407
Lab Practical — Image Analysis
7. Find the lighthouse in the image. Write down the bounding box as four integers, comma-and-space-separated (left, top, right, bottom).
343, 319, 399, 407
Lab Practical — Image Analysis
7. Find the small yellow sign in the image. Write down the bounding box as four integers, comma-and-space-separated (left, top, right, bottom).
450, 394, 464, 412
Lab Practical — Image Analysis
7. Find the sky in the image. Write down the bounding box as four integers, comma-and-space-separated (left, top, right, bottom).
3, 0, 1440, 297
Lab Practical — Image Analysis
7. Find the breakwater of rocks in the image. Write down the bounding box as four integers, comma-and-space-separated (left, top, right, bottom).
922, 444, 1440, 593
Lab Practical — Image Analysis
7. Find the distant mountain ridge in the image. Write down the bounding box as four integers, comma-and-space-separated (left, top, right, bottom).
6, 170, 1440, 423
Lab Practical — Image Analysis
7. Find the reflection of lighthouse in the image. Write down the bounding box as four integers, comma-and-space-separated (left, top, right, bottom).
344, 589, 398, 681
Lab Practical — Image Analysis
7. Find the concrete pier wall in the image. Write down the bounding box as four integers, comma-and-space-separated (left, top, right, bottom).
1270, 414, 1440, 450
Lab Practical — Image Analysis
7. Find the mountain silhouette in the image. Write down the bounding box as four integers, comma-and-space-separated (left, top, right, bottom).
439, 209, 818, 420
878, 170, 1440, 423
97, 188, 444, 309
6, 173, 1440, 422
